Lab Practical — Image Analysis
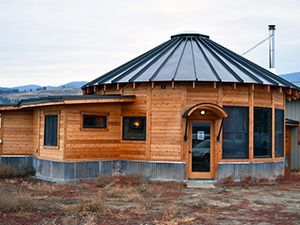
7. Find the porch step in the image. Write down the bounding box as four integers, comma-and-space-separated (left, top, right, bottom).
185, 180, 217, 189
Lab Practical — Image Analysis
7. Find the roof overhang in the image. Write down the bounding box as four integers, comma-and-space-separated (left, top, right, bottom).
286, 118, 299, 127
0, 94, 136, 111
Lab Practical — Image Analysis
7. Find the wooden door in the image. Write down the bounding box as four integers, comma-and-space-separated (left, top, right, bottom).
188, 120, 214, 179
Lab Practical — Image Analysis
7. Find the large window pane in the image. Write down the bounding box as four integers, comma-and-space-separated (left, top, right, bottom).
222, 106, 249, 159
44, 115, 58, 146
254, 107, 272, 158
275, 109, 284, 157
122, 117, 146, 141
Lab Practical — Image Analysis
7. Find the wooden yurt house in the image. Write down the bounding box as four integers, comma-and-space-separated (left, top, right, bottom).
0, 33, 299, 181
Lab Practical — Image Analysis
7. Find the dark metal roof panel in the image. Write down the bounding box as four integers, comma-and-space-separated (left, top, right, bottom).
192, 40, 218, 81
174, 39, 197, 81
83, 32, 298, 89
153, 39, 187, 81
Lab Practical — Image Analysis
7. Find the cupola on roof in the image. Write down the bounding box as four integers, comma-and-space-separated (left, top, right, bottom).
83, 32, 297, 89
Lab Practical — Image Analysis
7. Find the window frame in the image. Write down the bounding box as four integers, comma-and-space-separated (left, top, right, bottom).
275, 109, 284, 158
222, 106, 249, 159
81, 112, 108, 130
122, 116, 146, 141
43, 113, 59, 148
253, 107, 273, 158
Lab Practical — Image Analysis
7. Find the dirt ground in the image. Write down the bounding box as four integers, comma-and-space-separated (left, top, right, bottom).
0, 174, 300, 225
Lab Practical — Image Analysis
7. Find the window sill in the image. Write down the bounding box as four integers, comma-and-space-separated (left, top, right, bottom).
121, 140, 146, 143
80, 128, 109, 132
43, 145, 60, 150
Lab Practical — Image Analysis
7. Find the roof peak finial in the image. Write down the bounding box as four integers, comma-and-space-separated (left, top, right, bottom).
171, 32, 209, 39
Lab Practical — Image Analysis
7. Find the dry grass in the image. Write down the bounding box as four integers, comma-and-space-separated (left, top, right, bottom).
217, 176, 275, 186
0, 173, 300, 224
0, 188, 33, 213
103, 185, 142, 201
76, 196, 107, 215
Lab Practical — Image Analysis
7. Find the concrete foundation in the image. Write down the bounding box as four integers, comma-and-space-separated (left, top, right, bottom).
0, 156, 186, 182
0, 156, 285, 182
218, 161, 285, 180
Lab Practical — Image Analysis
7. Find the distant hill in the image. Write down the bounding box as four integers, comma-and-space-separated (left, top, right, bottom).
0, 81, 87, 104
280, 72, 300, 86
0, 81, 87, 93
58, 81, 87, 88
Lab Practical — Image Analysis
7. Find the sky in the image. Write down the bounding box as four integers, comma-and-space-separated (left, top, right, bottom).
0, 0, 300, 87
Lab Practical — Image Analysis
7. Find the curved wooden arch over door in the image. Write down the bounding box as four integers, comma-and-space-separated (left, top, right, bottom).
183, 102, 228, 119
183, 102, 228, 142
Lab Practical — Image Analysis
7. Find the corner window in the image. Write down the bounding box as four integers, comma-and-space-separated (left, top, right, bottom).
222, 106, 249, 159
122, 117, 146, 141
254, 107, 272, 158
275, 109, 284, 157
83, 115, 107, 129
44, 115, 58, 146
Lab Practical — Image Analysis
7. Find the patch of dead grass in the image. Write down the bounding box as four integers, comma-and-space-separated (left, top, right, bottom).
103, 185, 142, 201
0, 188, 34, 213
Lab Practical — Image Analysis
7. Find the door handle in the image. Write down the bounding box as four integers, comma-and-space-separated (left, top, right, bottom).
188, 151, 191, 153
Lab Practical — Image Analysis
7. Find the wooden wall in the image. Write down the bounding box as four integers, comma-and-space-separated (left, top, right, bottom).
0, 82, 287, 168
35, 106, 65, 160
1, 110, 34, 155
64, 103, 121, 160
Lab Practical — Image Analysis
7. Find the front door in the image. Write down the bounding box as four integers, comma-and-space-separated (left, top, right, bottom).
188, 121, 213, 179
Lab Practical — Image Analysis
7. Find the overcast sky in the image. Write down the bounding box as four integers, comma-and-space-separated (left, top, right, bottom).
1, 0, 300, 87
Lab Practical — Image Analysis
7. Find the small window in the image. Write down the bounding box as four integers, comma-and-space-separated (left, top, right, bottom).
83, 115, 107, 129
254, 107, 272, 158
44, 115, 58, 146
275, 109, 284, 157
123, 117, 146, 141
222, 106, 249, 159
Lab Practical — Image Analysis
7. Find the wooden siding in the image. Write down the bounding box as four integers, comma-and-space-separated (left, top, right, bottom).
0, 82, 287, 178
64, 104, 122, 160
1, 110, 34, 155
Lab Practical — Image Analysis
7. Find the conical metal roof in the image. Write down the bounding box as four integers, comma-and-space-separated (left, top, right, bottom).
83, 33, 297, 89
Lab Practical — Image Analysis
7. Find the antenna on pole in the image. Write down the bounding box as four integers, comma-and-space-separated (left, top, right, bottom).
268, 25, 276, 72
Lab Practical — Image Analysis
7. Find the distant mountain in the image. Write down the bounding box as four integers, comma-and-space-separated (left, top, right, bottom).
58, 81, 87, 88
280, 72, 300, 83
0, 81, 87, 93
10, 84, 54, 92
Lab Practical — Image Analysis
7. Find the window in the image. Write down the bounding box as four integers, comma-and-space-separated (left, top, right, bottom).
83, 115, 107, 129
275, 109, 284, 157
44, 115, 58, 146
254, 107, 272, 158
222, 106, 249, 159
123, 117, 146, 140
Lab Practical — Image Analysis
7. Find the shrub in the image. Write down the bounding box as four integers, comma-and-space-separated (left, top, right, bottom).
18, 162, 36, 177
0, 164, 18, 178
0, 163, 35, 178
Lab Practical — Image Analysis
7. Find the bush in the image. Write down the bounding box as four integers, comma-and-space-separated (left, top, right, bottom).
0, 163, 35, 178
18, 162, 36, 177
0, 164, 18, 178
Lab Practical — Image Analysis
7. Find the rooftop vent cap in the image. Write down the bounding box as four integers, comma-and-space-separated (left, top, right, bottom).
171, 31, 209, 39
